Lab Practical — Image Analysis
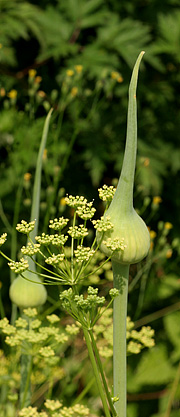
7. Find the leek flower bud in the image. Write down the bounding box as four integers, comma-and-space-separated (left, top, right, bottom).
97, 52, 150, 265
9, 272, 47, 309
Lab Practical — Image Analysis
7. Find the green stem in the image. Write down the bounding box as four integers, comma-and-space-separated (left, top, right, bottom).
89, 329, 117, 416
11, 182, 24, 324
20, 348, 33, 408
29, 108, 53, 251
83, 327, 111, 417
112, 261, 129, 417
164, 362, 180, 417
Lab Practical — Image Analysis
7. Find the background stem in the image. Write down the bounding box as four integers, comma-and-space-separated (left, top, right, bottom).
20, 343, 33, 408
89, 329, 117, 416
83, 327, 111, 417
112, 261, 129, 417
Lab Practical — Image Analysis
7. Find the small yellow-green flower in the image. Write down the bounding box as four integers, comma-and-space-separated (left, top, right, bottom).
153, 196, 162, 205
7, 89, 17, 99
66, 69, 74, 77
28, 69, 37, 78
71, 86, 78, 97
164, 222, 173, 230
75, 65, 83, 73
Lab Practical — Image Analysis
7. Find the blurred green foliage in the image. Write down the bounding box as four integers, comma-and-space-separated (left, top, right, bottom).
0, 0, 180, 416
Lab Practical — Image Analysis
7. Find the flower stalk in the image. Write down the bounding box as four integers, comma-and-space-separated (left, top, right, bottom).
112, 262, 129, 417
98, 51, 150, 416
9, 110, 52, 409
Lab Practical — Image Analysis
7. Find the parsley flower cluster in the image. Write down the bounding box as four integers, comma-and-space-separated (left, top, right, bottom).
76, 202, 96, 220
49, 217, 69, 230
18, 403, 90, 417
8, 258, 29, 274
21, 242, 41, 256
3, 191, 127, 286
0, 233, 7, 246
93, 309, 155, 358
103, 237, 127, 252
98, 184, 116, 202
65, 194, 96, 220
74, 245, 95, 263
16, 220, 36, 234
92, 216, 113, 232
65, 195, 87, 208
68, 225, 88, 239
45, 253, 65, 265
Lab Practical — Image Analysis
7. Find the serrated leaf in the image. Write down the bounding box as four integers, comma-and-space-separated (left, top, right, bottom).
82, 0, 105, 15
98, 17, 151, 68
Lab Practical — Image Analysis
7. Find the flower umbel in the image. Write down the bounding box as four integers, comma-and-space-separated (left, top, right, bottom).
0, 233, 7, 246
16, 220, 36, 234
8, 258, 29, 274
98, 185, 116, 202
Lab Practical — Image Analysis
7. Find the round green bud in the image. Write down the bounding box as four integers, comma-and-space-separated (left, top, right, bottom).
97, 208, 150, 265
9, 272, 47, 308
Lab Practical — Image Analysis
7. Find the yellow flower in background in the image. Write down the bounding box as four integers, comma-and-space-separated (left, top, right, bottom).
24, 173, 32, 182
166, 248, 173, 258
0, 88, 6, 97
35, 76, 42, 84
7, 90, 17, 99
37, 90, 46, 98
111, 71, 123, 82
0, 43, 2, 49
117, 75, 123, 83
28, 69, 37, 78
70, 87, 78, 97
150, 230, 157, 239
66, 69, 74, 77
164, 222, 173, 230
43, 149, 48, 161
153, 196, 162, 205
142, 157, 150, 167
75, 65, 83, 73
60, 197, 66, 206
111, 71, 119, 80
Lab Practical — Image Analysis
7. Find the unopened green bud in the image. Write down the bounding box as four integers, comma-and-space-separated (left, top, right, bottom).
9, 272, 47, 308
97, 52, 150, 265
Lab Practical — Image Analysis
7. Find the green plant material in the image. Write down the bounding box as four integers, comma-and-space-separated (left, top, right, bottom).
0, 308, 78, 411
163, 312, 180, 363
30, 108, 53, 246
97, 52, 150, 265
0, 0, 47, 67
154, 10, 180, 61
83, 328, 111, 417
157, 275, 180, 300
97, 52, 150, 417
18, 402, 91, 417
94, 309, 155, 358
9, 110, 53, 308
9, 272, 47, 309
163, 363, 180, 417
128, 345, 175, 392
112, 262, 129, 417
6, 110, 52, 411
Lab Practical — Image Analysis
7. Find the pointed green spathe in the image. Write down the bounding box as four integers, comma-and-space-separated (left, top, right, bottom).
9, 109, 53, 307
97, 51, 150, 265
